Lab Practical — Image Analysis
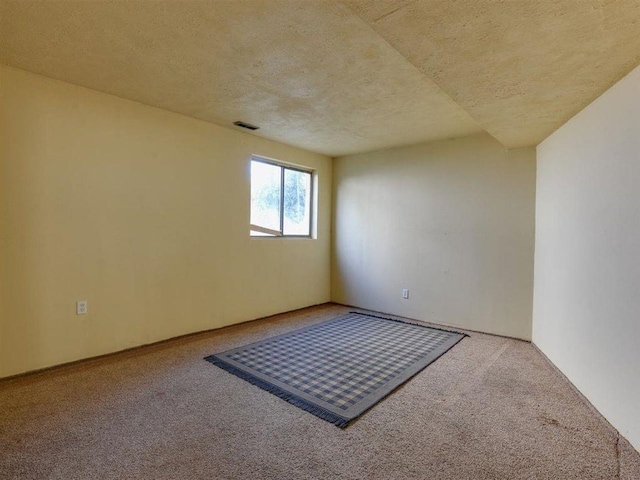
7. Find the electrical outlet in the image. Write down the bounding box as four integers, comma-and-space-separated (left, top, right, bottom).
76, 300, 88, 315
402, 288, 409, 299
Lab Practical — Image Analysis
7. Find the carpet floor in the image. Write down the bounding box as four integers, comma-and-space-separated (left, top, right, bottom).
1, 303, 639, 479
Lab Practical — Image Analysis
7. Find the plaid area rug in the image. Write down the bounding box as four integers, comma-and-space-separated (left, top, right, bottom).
205, 312, 466, 427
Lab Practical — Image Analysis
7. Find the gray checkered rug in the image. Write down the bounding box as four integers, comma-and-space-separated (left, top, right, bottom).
205, 312, 466, 427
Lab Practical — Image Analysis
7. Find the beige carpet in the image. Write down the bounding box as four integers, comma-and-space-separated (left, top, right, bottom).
1, 303, 639, 479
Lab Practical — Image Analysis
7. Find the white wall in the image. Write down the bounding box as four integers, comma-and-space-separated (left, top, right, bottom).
533, 65, 640, 450
332, 134, 536, 340
0, 66, 332, 378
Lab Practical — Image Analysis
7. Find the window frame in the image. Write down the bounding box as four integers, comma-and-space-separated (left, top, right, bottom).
250, 155, 314, 238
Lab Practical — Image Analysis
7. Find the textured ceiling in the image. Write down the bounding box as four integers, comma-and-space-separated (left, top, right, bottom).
1, 1, 639, 156
345, 0, 640, 148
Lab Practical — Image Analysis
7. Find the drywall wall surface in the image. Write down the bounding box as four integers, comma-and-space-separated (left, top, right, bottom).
0, 66, 331, 378
533, 64, 640, 451
332, 133, 536, 339
0, 67, 5, 369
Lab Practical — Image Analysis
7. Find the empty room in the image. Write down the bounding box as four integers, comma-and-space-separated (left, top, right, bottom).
1, 1, 639, 479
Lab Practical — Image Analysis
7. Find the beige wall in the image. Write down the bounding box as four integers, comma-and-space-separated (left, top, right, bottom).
533, 65, 640, 451
0, 66, 332, 378
331, 134, 536, 340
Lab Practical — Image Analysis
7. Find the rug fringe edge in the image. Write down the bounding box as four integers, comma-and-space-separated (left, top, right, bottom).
349, 311, 468, 337
204, 355, 351, 428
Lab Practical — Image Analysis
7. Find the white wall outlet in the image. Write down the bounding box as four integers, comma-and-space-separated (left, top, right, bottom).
402, 288, 409, 299
76, 300, 88, 315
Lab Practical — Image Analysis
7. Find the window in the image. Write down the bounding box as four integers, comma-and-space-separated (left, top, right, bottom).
250, 156, 313, 237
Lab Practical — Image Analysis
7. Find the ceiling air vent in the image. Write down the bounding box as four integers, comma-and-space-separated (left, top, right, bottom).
233, 120, 259, 131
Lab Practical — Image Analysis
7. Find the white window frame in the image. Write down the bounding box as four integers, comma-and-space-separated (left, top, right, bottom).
250, 156, 314, 238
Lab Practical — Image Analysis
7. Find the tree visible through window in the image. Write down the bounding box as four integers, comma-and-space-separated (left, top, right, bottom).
250, 157, 312, 237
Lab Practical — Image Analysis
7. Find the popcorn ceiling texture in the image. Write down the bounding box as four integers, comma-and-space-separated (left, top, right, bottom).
0, 0, 481, 157
345, 0, 640, 148
1, 0, 638, 155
